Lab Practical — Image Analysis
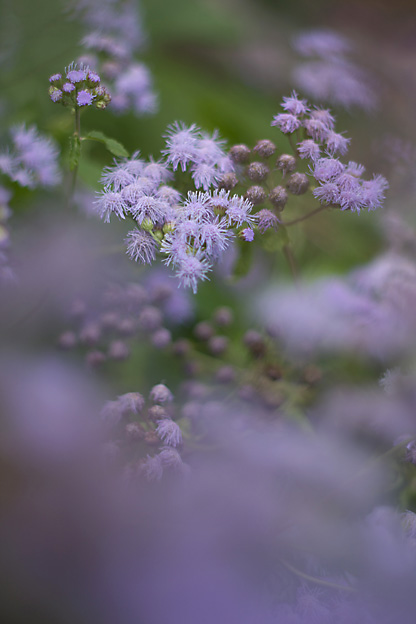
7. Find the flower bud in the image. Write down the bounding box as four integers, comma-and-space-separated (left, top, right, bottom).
208, 335, 229, 356
108, 340, 130, 360
148, 405, 168, 422
243, 330, 266, 357
213, 306, 233, 327
269, 186, 288, 209
57, 331, 77, 350
125, 423, 145, 441
229, 144, 251, 164
218, 173, 238, 191
253, 139, 276, 159
141, 218, 153, 231
245, 185, 266, 205
150, 383, 174, 404
247, 162, 269, 182
86, 350, 106, 367
216, 365, 236, 384
194, 321, 214, 341
286, 172, 309, 195
276, 154, 296, 175
162, 221, 175, 234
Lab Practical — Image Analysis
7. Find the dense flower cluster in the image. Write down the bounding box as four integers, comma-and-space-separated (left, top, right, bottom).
49, 63, 111, 109
0, 124, 61, 189
272, 92, 388, 212
100, 383, 187, 481
292, 29, 377, 110
95, 125, 255, 292
58, 270, 193, 365
71, 0, 157, 115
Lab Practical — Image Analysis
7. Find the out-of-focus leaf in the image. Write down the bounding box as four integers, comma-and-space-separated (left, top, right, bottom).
84, 131, 129, 158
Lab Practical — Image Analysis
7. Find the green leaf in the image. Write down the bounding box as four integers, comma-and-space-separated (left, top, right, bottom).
69, 135, 81, 171
230, 239, 253, 280
84, 131, 129, 158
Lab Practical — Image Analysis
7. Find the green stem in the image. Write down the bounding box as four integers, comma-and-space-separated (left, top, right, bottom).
280, 204, 327, 227
67, 107, 81, 210
282, 243, 298, 282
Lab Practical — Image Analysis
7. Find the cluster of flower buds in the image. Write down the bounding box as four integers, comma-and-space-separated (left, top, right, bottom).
57, 273, 193, 366
48, 63, 111, 109
100, 384, 188, 482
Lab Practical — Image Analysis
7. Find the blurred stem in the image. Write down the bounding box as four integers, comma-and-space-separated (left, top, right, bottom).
67, 107, 81, 210
288, 134, 298, 157
280, 205, 327, 227
282, 243, 298, 282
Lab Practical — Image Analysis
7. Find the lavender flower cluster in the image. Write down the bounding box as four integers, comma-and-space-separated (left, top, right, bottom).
95, 124, 254, 292
292, 29, 377, 110
272, 92, 388, 212
101, 383, 187, 481
72, 0, 157, 115
0, 124, 61, 189
49, 63, 111, 109
58, 271, 193, 366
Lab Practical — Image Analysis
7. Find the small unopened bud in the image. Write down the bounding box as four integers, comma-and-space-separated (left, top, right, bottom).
253, 139, 276, 159
100, 311, 120, 330
138, 306, 163, 331
152, 229, 164, 241
245, 185, 266, 205
150, 383, 174, 404
141, 218, 153, 231
247, 162, 269, 182
243, 330, 266, 357
57, 331, 77, 350
276, 154, 296, 175
108, 340, 130, 360
213, 306, 233, 327
218, 172, 238, 191
265, 364, 282, 381
144, 431, 160, 446
86, 350, 106, 367
125, 423, 145, 441
208, 335, 229, 356
229, 144, 251, 164
148, 405, 168, 422
194, 321, 214, 341
216, 365, 236, 384
79, 322, 101, 346
269, 186, 288, 209
286, 172, 309, 195
117, 318, 137, 336
152, 328, 172, 349
172, 339, 191, 357
162, 221, 175, 234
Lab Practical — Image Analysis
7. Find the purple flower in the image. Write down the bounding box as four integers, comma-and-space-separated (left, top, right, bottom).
49, 88, 63, 102
281, 91, 309, 116
346, 161, 366, 177
362, 175, 389, 211
313, 182, 340, 205
156, 186, 182, 207
196, 130, 227, 165
303, 118, 330, 142
101, 165, 136, 191
129, 195, 170, 226
180, 191, 214, 223
62, 82, 75, 93
142, 454, 163, 481
160, 233, 188, 267
77, 90, 94, 106
297, 139, 320, 160
112, 63, 157, 115
312, 157, 344, 182
293, 29, 352, 59
150, 383, 174, 404
142, 160, 172, 185
162, 122, 200, 171
196, 218, 232, 258
67, 68, 87, 83
310, 108, 335, 129
256, 209, 279, 233
94, 191, 126, 222
225, 195, 254, 227
271, 113, 301, 134
156, 418, 183, 447
49, 73, 62, 82
241, 228, 254, 242
175, 252, 211, 293
87, 71, 100, 83
125, 229, 158, 264
191, 162, 221, 191
325, 131, 350, 155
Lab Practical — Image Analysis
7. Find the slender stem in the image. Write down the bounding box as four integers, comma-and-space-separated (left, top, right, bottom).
67, 107, 81, 210
287, 134, 298, 158
280, 204, 327, 227
282, 243, 298, 282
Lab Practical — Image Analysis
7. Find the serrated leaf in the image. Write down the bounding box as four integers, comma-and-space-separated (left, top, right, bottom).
231, 239, 253, 280
69, 135, 81, 171
85, 131, 129, 158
